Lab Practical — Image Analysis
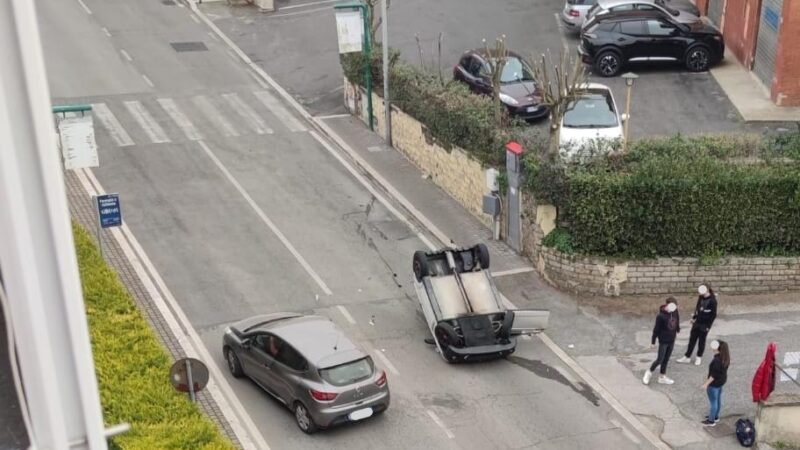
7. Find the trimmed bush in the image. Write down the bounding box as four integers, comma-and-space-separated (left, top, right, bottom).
74, 223, 233, 450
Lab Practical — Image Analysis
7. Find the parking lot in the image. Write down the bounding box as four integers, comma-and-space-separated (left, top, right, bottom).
207, 0, 794, 139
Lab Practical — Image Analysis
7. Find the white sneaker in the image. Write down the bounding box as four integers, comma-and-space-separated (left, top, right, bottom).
676, 356, 691, 364
658, 375, 675, 385
694, 357, 702, 366
643, 370, 653, 385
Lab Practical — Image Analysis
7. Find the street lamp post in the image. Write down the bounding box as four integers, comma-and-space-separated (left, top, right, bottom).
621, 72, 638, 152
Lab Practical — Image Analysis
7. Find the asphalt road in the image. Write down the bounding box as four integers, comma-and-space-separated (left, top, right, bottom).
39, 0, 653, 448
205, 0, 794, 137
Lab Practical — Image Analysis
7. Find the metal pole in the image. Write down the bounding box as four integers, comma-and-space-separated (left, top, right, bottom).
381, 0, 391, 145
94, 196, 103, 260
623, 84, 632, 152
362, 4, 374, 131
185, 360, 196, 403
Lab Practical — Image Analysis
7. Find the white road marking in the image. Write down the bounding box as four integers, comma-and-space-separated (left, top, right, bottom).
92, 103, 134, 147
254, 91, 307, 132
336, 305, 357, 325
249, 72, 269, 90
268, 5, 330, 18
610, 418, 642, 445
491, 267, 535, 277
101, 27, 111, 37
780, 368, 798, 382
426, 410, 455, 439
76, 0, 92, 14
124, 101, 171, 144
141, 74, 155, 88
372, 348, 399, 376
190, 13, 200, 23
785, 351, 800, 366
76, 169, 270, 450
193, 95, 239, 137
119, 49, 133, 62
222, 93, 273, 135
279, 0, 339, 10
157, 98, 202, 141
315, 113, 352, 120
197, 140, 332, 295
554, 12, 570, 55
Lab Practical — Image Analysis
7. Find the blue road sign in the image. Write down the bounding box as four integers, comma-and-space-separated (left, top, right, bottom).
96, 194, 122, 228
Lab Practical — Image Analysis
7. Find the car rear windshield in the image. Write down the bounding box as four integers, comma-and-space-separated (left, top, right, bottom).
563, 90, 618, 128
499, 57, 534, 83
319, 357, 374, 386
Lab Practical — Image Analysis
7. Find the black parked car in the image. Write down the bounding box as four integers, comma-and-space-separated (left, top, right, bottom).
578, 10, 725, 76
453, 49, 548, 120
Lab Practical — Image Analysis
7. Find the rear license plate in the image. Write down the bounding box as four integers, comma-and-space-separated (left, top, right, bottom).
527, 106, 538, 113
348, 407, 373, 421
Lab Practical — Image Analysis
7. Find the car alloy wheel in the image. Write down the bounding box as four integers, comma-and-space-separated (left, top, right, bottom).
227, 351, 236, 373
597, 53, 620, 77
294, 403, 316, 434
687, 47, 710, 72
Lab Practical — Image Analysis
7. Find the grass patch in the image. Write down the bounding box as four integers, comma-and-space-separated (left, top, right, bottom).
74, 222, 233, 450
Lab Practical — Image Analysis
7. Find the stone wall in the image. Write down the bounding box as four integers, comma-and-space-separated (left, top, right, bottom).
756, 393, 800, 446
344, 79, 490, 226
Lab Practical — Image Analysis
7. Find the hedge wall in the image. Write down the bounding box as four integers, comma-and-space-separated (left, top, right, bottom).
528, 134, 800, 258
74, 223, 233, 449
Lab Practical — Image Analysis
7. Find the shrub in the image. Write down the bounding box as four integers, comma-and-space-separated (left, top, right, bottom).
74, 223, 233, 450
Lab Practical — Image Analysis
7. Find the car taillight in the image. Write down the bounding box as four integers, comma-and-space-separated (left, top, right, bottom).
569, 9, 580, 17
375, 370, 387, 387
309, 389, 338, 402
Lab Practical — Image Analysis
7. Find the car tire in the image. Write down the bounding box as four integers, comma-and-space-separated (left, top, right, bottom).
413, 250, 429, 281
294, 402, 318, 434
475, 243, 490, 270
224, 347, 244, 378
595, 50, 622, 77
435, 322, 461, 348
499, 310, 515, 340
685, 45, 711, 72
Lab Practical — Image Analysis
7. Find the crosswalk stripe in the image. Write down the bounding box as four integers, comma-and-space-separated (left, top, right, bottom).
222, 93, 273, 135
193, 95, 239, 137
157, 98, 202, 141
254, 90, 307, 132
92, 103, 134, 146
123, 100, 171, 144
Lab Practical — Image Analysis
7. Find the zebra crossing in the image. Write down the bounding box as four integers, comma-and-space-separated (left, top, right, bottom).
91, 89, 306, 147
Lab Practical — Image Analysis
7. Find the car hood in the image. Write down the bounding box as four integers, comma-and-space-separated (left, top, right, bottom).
500, 82, 541, 104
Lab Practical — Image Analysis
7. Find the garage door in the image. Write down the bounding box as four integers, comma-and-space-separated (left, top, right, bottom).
708, 0, 725, 28
753, 0, 783, 87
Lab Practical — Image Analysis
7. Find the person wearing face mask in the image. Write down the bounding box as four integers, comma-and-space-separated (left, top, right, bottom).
677, 284, 718, 366
701, 340, 730, 426
644, 297, 680, 385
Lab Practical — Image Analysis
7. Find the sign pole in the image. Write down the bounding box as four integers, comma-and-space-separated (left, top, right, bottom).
363, 3, 374, 131
185, 359, 196, 403
381, 0, 391, 145
94, 195, 103, 260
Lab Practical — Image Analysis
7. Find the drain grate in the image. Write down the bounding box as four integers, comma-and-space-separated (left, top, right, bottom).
170, 42, 208, 52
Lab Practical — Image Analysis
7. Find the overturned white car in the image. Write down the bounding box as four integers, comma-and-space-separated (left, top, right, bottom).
412, 244, 549, 363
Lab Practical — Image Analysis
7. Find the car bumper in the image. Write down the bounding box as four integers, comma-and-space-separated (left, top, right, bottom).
507, 104, 549, 120
561, 13, 582, 30
578, 44, 593, 65
444, 340, 517, 362
311, 389, 390, 428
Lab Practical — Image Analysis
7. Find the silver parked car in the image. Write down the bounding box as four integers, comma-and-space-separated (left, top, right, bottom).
223, 313, 390, 434
583, 0, 700, 28
561, 0, 600, 32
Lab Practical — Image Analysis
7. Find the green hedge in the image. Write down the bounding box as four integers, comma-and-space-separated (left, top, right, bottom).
529, 134, 800, 258
74, 223, 233, 450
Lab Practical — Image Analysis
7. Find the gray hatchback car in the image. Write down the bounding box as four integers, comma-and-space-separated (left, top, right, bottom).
223, 313, 390, 434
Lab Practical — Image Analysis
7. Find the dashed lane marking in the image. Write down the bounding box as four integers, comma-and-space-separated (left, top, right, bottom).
336, 305, 357, 325
426, 410, 455, 439
92, 103, 134, 147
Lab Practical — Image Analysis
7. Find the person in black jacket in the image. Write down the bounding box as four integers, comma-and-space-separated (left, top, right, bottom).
701, 340, 729, 426
678, 284, 718, 366
643, 297, 680, 385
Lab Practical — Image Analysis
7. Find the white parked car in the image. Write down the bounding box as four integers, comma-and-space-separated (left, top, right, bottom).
561, 0, 599, 32
559, 83, 625, 160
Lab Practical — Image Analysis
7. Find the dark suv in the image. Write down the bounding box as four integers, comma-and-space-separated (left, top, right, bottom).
578, 10, 725, 76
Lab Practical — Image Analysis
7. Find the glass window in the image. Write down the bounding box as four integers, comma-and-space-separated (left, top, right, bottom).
467, 57, 485, 77
610, 4, 634, 11
619, 19, 646, 34
276, 344, 307, 371
635, 3, 657, 10
646, 19, 676, 35
563, 90, 619, 128
499, 57, 535, 83
319, 357, 374, 387
253, 334, 282, 358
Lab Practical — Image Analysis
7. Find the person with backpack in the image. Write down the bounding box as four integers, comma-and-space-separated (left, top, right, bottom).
701, 340, 730, 426
643, 297, 680, 385
677, 284, 718, 366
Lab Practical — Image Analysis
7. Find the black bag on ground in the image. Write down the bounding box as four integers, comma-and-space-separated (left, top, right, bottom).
735, 418, 755, 447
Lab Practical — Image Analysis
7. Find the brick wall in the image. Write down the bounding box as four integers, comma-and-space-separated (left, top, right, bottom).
344, 79, 490, 226
772, 0, 800, 105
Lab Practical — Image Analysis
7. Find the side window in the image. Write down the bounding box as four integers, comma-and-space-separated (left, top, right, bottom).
466, 57, 482, 77
646, 19, 676, 36
459, 56, 471, 70
610, 4, 634, 12
619, 20, 646, 35
635, 3, 657, 10
252, 333, 283, 358
597, 22, 618, 32
276, 344, 307, 371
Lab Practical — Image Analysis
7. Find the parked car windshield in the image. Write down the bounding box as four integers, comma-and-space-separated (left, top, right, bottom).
319, 357, 374, 386
563, 90, 618, 128
499, 57, 535, 83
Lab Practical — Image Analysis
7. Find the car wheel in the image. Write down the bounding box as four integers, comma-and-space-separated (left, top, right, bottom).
294, 402, 318, 434
595, 51, 622, 77
435, 322, 461, 348
499, 310, 515, 340
475, 243, 490, 270
224, 347, 244, 378
685, 46, 711, 72
412, 250, 429, 282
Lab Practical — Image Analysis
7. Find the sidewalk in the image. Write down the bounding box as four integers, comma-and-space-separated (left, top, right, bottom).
711, 50, 800, 122
318, 113, 800, 449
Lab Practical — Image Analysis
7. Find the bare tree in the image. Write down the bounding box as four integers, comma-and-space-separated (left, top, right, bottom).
531, 50, 588, 159
483, 35, 509, 128
365, 0, 391, 44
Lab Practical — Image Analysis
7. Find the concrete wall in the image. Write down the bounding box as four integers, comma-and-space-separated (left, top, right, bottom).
755, 393, 800, 446
344, 79, 490, 226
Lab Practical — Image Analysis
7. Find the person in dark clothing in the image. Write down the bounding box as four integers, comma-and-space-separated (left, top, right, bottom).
677, 284, 718, 366
701, 340, 730, 426
643, 297, 680, 385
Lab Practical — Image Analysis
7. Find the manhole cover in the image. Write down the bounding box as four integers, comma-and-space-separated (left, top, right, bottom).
170, 42, 208, 52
